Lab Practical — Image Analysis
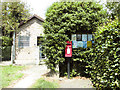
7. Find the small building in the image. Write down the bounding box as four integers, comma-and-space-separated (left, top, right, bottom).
11, 14, 45, 65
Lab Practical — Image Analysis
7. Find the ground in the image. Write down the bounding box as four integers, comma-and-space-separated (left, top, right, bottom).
0, 61, 94, 88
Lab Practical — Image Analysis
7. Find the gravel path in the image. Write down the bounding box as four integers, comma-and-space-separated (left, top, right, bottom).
8, 65, 50, 88
59, 78, 93, 88
1, 61, 94, 88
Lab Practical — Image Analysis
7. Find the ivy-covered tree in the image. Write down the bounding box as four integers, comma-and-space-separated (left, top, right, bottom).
1, 1, 30, 59
43, 1, 107, 73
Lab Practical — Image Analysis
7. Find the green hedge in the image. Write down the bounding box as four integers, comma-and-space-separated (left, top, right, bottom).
85, 18, 120, 89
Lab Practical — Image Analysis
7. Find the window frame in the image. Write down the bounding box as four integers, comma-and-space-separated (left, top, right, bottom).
18, 36, 30, 48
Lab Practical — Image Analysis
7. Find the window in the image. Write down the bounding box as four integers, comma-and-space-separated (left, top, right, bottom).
18, 36, 30, 48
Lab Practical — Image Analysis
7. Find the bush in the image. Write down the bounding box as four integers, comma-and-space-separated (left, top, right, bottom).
85, 18, 120, 89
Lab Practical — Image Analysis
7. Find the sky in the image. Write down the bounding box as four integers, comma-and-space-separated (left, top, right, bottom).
21, 0, 59, 19
21, 0, 106, 19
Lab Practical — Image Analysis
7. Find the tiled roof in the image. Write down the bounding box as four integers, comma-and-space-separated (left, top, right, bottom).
19, 14, 44, 27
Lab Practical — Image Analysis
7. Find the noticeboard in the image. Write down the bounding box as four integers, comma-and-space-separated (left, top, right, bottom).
71, 34, 94, 48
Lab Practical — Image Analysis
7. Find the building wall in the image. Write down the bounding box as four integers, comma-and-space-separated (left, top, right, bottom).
15, 18, 44, 64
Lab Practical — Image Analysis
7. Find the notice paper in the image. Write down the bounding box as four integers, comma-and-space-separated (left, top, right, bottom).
72, 34, 76, 41
82, 34, 87, 41
72, 41, 77, 48
77, 41, 83, 48
87, 41, 92, 48
83, 41, 87, 48
88, 34, 92, 41
77, 34, 82, 41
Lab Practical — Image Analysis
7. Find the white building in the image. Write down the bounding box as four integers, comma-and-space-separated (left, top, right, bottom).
11, 14, 45, 65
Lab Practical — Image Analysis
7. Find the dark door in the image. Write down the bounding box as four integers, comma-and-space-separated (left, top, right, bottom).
37, 36, 45, 59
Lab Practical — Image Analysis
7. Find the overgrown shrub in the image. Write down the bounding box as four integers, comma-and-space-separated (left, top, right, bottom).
43, 1, 106, 73
43, 2, 106, 75
85, 18, 120, 89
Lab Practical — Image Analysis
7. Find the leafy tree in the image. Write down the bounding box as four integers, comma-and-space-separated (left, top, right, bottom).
1, 1, 30, 59
105, 1, 120, 20
43, 1, 107, 73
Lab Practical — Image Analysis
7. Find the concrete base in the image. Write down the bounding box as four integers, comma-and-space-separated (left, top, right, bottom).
14, 59, 45, 65
14, 60, 37, 65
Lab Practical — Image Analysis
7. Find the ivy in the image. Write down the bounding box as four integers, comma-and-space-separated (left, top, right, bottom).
85, 18, 120, 89
43, 1, 106, 74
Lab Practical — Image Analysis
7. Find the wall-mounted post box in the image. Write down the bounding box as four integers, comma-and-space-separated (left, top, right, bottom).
65, 41, 72, 57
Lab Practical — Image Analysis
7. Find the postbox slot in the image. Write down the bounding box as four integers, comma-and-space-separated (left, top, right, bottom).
66, 43, 71, 45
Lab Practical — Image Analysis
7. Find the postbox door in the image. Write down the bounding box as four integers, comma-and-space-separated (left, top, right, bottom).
65, 41, 72, 57
67, 47, 70, 54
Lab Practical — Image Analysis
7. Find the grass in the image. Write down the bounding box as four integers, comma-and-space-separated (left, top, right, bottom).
0, 65, 25, 88
31, 78, 59, 88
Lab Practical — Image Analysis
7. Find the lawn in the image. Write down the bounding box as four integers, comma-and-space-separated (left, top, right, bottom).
31, 78, 59, 88
0, 65, 25, 88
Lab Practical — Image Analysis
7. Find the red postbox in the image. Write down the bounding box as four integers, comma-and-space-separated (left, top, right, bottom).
65, 41, 72, 57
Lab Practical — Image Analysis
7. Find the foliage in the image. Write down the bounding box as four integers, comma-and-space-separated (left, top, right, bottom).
1, 65, 25, 88
31, 78, 59, 88
43, 1, 107, 73
2, 46, 11, 60
1, 1, 30, 58
105, 2, 120, 20
85, 18, 120, 89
